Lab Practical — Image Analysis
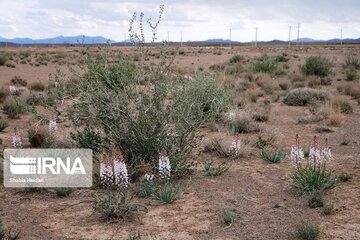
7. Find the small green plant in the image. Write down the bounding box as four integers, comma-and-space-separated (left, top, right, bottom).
345, 69, 358, 81
338, 174, 352, 182
251, 54, 280, 74
203, 161, 231, 176
2, 99, 26, 119
253, 113, 269, 122
93, 190, 148, 220
26, 92, 45, 106
272, 203, 280, 208
344, 53, 360, 69
0, 88, 9, 103
222, 208, 236, 226
55, 188, 73, 198
228, 114, 259, 134
283, 88, 329, 106
260, 147, 286, 163
154, 181, 180, 204
0, 54, 7, 66
307, 191, 324, 208
292, 162, 337, 195
333, 99, 353, 114
322, 203, 334, 215
136, 180, 157, 198
0, 120, 9, 132
302, 56, 331, 77
295, 220, 320, 240
229, 54, 244, 64
70, 126, 103, 153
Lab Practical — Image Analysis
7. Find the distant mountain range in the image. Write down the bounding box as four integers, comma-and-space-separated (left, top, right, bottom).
0, 35, 115, 44
0, 35, 360, 45
204, 37, 360, 44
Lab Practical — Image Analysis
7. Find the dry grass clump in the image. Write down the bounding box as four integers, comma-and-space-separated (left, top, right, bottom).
11, 75, 28, 86
328, 108, 344, 126
28, 127, 55, 148
29, 82, 46, 91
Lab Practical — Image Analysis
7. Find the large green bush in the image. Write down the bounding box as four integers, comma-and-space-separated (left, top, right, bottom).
283, 88, 330, 106
70, 51, 229, 176
301, 56, 331, 77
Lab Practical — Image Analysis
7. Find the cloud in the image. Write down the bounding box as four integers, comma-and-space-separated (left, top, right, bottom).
0, 0, 359, 41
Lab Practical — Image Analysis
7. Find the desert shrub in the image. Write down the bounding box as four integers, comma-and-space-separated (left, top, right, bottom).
55, 188, 73, 197
0, 54, 7, 65
301, 56, 331, 77
225, 62, 242, 75
11, 75, 27, 86
333, 99, 353, 114
329, 108, 344, 126
70, 54, 228, 176
253, 113, 269, 122
345, 69, 358, 81
70, 126, 103, 153
291, 74, 306, 83
93, 190, 148, 220
307, 191, 324, 208
222, 208, 236, 226
229, 54, 244, 64
26, 92, 45, 106
154, 180, 180, 204
322, 203, 334, 215
0, 88, 9, 103
260, 147, 286, 163
344, 53, 360, 69
251, 54, 280, 74
343, 83, 360, 99
28, 127, 55, 148
2, 99, 26, 119
209, 62, 226, 71
295, 220, 320, 240
227, 114, 259, 134
203, 161, 231, 176
19, 51, 30, 59
338, 174, 352, 182
29, 82, 45, 91
274, 55, 289, 63
0, 120, 9, 132
283, 88, 330, 106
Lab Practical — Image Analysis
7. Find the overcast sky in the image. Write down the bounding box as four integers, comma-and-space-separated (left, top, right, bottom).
1, 0, 360, 41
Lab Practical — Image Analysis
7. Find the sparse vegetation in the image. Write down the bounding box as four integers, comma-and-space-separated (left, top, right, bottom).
283, 88, 330, 106
302, 56, 331, 77
0, 120, 9, 132
203, 161, 231, 176
154, 181, 181, 204
260, 147, 286, 163
93, 190, 148, 220
222, 208, 236, 226
295, 220, 320, 240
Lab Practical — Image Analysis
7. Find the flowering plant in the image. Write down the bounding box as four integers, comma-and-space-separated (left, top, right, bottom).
290, 135, 336, 194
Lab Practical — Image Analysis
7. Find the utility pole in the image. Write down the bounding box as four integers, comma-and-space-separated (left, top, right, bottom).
124, 33, 126, 46
229, 28, 232, 48
297, 23, 300, 48
340, 27, 343, 46
180, 31, 183, 47
288, 26, 292, 48
167, 31, 169, 42
255, 27, 258, 47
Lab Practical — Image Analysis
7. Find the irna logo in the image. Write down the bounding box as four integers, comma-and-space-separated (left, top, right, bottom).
9, 155, 86, 175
